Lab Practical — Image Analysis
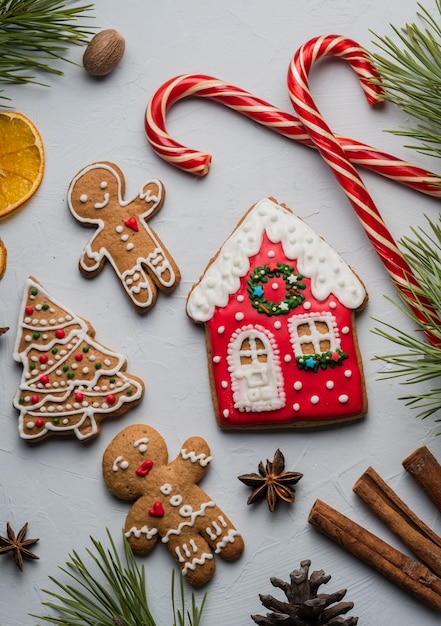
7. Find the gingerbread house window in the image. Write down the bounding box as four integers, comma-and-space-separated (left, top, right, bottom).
288, 312, 339, 357
227, 325, 285, 412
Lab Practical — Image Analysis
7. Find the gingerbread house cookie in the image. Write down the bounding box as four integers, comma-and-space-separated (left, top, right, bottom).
186, 198, 368, 430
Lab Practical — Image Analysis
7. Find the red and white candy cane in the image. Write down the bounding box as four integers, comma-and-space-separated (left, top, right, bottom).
146, 73, 441, 199
288, 34, 440, 343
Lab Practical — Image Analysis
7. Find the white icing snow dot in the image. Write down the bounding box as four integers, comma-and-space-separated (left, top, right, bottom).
339, 394, 349, 404
326, 381, 334, 389
310, 395, 320, 405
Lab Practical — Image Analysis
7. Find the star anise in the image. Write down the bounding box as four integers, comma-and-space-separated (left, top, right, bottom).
238, 449, 303, 512
0, 326, 8, 336
0, 522, 39, 571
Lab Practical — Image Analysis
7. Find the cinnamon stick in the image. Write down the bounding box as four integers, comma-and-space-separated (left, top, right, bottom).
353, 466, 441, 577
403, 446, 441, 513
308, 499, 441, 612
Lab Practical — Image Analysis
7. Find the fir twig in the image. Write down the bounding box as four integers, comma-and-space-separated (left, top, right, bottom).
31, 529, 207, 626
373, 215, 441, 423
0, 0, 95, 100
370, 0, 441, 158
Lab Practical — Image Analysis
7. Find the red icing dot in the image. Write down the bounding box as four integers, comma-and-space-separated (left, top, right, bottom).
55, 329, 65, 339
39, 375, 50, 385
25, 306, 34, 315
31, 395, 40, 404
75, 353, 83, 361
35, 418, 45, 428
75, 392, 84, 402
39, 354, 49, 364
106, 393, 116, 405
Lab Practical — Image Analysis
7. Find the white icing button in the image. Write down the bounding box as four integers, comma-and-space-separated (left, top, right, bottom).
160, 483, 172, 495
326, 381, 334, 389
27, 422, 35, 429
170, 495, 183, 507
310, 395, 320, 405
121, 234, 129, 242
100, 181, 108, 189
115, 225, 124, 233
126, 243, 135, 251
339, 394, 349, 404
80, 194, 88, 203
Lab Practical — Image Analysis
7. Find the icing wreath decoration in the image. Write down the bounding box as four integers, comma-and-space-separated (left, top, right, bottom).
247, 263, 306, 316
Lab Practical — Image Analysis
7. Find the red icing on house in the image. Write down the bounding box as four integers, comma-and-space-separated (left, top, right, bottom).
186, 198, 368, 429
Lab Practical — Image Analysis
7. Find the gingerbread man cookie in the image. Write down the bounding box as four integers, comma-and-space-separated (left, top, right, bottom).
102, 424, 244, 586
68, 162, 180, 312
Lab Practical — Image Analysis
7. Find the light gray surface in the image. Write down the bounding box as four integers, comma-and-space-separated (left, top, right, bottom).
1, 0, 441, 623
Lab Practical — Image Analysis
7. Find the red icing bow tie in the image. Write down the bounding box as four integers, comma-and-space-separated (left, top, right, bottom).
136, 459, 153, 477
124, 216, 139, 232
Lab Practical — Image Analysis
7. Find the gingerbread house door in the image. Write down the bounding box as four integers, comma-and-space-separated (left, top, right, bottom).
227, 325, 285, 412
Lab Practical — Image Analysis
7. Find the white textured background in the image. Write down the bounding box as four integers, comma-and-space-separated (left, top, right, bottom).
1, 0, 441, 623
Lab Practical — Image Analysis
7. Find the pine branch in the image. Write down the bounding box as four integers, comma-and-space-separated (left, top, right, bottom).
30, 529, 207, 626
0, 0, 95, 100
370, 0, 441, 158
373, 214, 441, 423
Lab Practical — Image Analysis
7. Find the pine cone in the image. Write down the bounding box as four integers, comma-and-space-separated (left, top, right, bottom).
251, 560, 358, 625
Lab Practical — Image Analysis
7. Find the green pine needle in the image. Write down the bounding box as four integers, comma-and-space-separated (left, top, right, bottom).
371, 0, 441, 158
373, 215, 441, 423
31, 529, 207, 626
0, 0, 95, 100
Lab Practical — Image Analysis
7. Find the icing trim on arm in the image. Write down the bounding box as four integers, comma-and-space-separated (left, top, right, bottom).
180, 448, 212, 467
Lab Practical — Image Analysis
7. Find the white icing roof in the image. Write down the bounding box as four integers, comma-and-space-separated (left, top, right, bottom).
186, 198, 367, 322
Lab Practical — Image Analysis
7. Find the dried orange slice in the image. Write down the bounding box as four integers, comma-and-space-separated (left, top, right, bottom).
0, 111, 44, 218
0, 238, 6, 280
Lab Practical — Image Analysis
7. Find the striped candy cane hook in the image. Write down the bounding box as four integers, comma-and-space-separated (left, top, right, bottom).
288, 34, 440, 345
145, 73, 441, 198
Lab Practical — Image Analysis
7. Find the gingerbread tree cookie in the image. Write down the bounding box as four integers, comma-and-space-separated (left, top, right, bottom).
68, 162, 180, 313
13, 277, 145, 442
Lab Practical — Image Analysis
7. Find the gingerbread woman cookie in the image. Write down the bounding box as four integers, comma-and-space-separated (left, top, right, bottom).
102, 424, 244, 586
68, 162, 180, 312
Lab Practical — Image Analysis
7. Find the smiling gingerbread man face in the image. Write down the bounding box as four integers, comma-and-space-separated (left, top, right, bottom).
102, 424, 244, 586
68, 162, 180, 313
